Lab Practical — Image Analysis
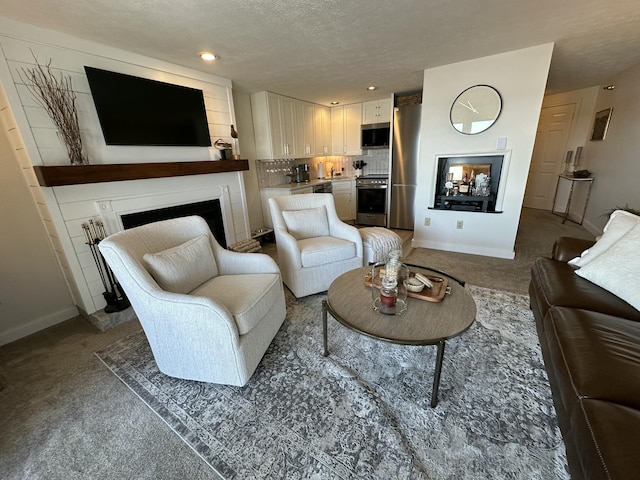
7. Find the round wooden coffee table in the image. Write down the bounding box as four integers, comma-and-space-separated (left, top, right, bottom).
322, 265, 476, 407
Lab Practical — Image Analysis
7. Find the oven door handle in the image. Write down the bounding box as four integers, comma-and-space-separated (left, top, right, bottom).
356, 185, 387, 189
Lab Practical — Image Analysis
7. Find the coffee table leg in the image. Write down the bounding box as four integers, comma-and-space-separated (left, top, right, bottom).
431, 341, 446, 408
322, 300, 329, 357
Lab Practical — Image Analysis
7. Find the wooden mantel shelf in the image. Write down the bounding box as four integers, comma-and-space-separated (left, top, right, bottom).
33, 160, 249, 187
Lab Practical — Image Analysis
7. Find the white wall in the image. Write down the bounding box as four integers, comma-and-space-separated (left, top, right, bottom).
0, 112, 77, 346
233, 89, 263, 232
0, 17, 250, 318
413, 44, 554, 258
580, 62, 640, 233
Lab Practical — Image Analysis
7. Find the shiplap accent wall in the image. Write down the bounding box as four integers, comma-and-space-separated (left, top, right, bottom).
0, 20, 250, 315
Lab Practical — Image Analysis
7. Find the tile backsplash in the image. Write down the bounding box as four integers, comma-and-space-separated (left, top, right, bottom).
256, 149, 390, 187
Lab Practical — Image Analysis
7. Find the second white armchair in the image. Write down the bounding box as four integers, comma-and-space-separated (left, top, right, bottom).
269, 193, 363, 297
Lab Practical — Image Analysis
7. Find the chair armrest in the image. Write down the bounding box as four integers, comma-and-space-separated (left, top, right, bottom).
329, 221, 363, 257
552, 236, 595, 262
213, 247, 280, 275
272, 226, 303, 268
139, 287, 241, 343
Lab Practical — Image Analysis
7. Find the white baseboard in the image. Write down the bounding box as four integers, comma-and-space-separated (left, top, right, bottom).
411, 239, 515, 259
0, 306, 79, 346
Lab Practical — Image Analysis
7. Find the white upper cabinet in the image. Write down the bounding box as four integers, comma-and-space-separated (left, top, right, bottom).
253, 91, 334, 159
279, 95, 296, 158
362, 97, 392, 124
295, 101, 316, 158
314, 105, 331, 156
331, 103, 362, 156
251, 91, 297, 159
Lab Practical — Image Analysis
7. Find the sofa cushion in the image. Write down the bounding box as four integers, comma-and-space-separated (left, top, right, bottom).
543, 307, 640, 409
576, 222, 640, 311
143, 235, 217, 294
192, 273, 282, 335
530, 257, 640, 323
569, 209, 640, 267
298, 236, 356, 268
569, 399, 640, 480
282, 206, 330, 240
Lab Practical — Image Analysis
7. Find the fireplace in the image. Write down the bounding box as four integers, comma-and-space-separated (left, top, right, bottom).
121, 199, 227, 247
432, 154, 505, 213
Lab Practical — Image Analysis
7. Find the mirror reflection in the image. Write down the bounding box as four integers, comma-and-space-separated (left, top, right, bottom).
444, 163, 492, 197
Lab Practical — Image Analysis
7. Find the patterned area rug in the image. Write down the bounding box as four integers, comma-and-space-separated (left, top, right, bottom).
95, 285, 569, 479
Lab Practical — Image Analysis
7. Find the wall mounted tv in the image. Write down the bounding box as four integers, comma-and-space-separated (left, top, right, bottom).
84, 66, 212, 147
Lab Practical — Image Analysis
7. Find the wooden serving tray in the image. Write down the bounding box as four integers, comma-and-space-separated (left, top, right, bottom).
364, 271, 449, 303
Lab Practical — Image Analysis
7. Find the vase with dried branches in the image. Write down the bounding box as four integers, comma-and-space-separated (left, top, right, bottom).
22, 57, 87, 165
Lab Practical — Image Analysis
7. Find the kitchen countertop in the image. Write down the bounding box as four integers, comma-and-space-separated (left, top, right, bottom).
262, 176, 356, 189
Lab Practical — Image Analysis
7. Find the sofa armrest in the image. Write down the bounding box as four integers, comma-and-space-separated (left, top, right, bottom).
552, 237, 595, 263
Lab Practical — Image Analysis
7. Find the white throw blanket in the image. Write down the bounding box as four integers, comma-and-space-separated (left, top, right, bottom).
360, 227, 402, 263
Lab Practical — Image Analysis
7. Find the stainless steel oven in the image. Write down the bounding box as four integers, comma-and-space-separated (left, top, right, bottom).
356, 175, 388, 226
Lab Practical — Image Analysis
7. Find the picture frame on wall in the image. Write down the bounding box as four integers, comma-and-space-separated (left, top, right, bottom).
590, 107, 613, 141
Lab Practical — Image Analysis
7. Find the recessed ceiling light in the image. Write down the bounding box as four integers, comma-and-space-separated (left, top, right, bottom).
330, 101, 340, 105
603, 85, 615, 90
367, 86, 377, 91
199, 52, 218, 61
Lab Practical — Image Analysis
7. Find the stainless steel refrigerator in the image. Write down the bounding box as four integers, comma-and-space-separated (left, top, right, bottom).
389, 103, 421, 229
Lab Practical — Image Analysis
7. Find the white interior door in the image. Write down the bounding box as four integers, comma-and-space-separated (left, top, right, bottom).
523, 103, 575, 210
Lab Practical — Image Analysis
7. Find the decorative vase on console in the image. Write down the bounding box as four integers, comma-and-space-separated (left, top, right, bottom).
58, 131, 87, 166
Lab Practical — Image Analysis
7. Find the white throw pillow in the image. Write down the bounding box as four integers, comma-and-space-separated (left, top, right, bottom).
143, 234, 217, 293
282, 206, 330, 240
575, 222, 640, 310
569, 210, 640, 267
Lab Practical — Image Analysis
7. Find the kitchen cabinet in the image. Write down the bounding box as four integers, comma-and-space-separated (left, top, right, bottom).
332, 179, 356, 221
362, 98, 392, 124
331, 103, 362, 156
295, 101, 316, 158
314, 105, 331, 156
251, 91, 297, 159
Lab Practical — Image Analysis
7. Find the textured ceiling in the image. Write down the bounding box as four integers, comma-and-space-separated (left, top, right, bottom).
1, 0, 639, 105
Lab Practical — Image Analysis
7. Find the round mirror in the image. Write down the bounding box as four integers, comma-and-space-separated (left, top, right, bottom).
450, 85, 502, 135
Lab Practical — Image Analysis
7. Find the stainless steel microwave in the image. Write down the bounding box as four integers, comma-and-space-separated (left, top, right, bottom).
361, 122, 390, 149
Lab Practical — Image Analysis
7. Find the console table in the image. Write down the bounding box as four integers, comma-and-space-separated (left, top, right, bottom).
552, 174, 594, 225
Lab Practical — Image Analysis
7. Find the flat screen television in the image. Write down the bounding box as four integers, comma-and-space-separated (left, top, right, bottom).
84, 66, 212, 147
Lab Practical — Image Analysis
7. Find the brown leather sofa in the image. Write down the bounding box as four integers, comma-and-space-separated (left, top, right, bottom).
529, 237, 640, 479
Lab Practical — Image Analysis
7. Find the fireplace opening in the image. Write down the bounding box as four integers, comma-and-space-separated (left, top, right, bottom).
121, 199, 227, 247
432, 155, 504, 212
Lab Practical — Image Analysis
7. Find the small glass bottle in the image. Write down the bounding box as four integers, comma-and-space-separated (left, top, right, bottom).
459, 173, 470, 195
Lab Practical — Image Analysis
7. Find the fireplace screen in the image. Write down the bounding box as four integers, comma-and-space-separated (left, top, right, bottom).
121, 199, 227, 247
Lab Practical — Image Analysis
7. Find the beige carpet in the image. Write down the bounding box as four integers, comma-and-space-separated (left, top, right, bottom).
403, 208, 593, 295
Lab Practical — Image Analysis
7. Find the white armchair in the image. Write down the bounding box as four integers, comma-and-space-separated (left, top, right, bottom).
98, 216, 286, 387
269, 193, 363, 297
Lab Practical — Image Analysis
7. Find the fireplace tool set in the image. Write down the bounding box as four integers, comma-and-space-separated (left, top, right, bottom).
82, 219, 130, 313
